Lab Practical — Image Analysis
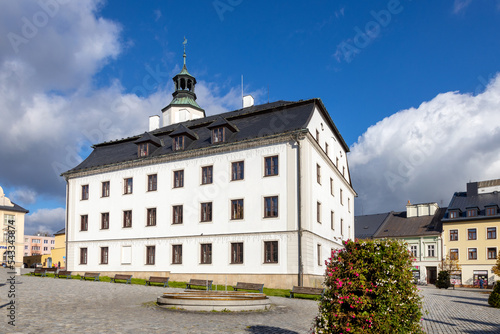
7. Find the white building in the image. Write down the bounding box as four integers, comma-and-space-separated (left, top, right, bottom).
62, 51, 356, 288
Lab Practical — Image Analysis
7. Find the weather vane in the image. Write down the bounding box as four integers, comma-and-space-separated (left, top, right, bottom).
183, 37, 187, 53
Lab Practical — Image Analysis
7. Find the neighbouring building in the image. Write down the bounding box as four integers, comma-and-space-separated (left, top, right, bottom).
442, 179, 500, 287
24, 234, 55, 257
0, 186, 28, 269
50, 228, 66, 269
355, 202, 445, 284
61, 48, 356, 288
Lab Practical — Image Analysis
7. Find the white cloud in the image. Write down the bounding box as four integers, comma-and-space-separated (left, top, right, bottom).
24, 207, 65, 235
453, 0, 473, 14
350, 73, 500, 215
9, 188, 37, 205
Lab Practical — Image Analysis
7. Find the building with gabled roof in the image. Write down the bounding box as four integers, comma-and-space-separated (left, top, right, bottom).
442, 179, 500, 287
62, 48, 356, 288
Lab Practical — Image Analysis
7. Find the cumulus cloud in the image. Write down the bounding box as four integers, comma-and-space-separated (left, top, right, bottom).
0, 0, 247, 205
349, 73, 500, 215
24, 207, 65, 235
9, 188, 37, 206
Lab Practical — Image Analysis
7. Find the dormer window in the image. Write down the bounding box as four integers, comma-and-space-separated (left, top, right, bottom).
173, 136, 185, 151
212, 127, 225, 144
467, 208, 478, 217
138, 143, 148, 157
449, 210, 460, 219
486, 206, 498, 216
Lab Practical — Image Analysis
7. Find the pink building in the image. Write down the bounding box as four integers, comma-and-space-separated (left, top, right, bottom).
24, 234, 55, 256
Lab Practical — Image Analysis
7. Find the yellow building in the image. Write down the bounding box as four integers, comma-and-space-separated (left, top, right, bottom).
49, 228, 66, 269
442, 179, 500, 287
0, 186, 29, 271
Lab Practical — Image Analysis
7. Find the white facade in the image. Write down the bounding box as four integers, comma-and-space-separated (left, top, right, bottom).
65, 102, 355, 289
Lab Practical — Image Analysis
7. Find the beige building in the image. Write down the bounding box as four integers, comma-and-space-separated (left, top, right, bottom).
0, 186, 28, 269
442, 179, 500, 287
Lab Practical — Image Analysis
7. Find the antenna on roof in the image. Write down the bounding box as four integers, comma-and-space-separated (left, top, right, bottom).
241, 75, 244, 108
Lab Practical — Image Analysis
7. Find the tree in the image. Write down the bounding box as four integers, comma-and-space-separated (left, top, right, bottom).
312, 239, 424, 333
493, 252, 500, 277
435, 271, 450, 289
439, 255, 461, 273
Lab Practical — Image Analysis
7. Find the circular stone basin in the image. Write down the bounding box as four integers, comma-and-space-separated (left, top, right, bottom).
157, 291, 271, 312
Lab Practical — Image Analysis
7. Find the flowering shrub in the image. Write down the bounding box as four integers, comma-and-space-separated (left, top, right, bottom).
312, 239, 424, 333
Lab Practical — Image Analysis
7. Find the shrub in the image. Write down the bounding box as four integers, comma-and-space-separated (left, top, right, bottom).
488, 281, 500, 308
435, 271, 450, 289
312, 239, 424, 334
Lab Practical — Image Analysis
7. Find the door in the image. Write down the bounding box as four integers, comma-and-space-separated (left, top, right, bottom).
426, 267, 437, 284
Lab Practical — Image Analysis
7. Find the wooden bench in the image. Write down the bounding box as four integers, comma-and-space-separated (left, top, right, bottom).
232, 282, 264, 293
54, 270, 72, 279
186, 279, 213, 290
30, 268, 46, 276
289, 286, 325, 298
110, 274, 132, 284
145, 276, 170, 288
45, 268, 58, 276
80, 272, 100, 281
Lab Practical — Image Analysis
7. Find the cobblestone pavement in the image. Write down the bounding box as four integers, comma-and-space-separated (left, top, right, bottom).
0, 269, 499, 333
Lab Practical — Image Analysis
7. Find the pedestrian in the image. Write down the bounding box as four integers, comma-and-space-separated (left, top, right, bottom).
479, 277, 484, 289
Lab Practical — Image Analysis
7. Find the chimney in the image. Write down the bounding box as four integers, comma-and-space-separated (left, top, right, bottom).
149, 115, 160, 131
467, 182, 478, 197
243, 95, 254, 108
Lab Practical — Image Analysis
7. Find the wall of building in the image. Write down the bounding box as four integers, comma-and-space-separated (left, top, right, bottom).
1, 210, 26, 269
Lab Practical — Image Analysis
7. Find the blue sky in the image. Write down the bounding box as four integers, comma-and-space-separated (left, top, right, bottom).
1, 0, 500, 234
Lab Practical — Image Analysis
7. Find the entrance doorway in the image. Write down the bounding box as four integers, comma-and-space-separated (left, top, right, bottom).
426, 267, 437, 284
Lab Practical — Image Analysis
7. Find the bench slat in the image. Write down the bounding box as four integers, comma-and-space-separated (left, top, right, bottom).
110, 274, 133, 284
233, 282, 264, 293
80, 272, 101, 281
186, 279, 213, 290
290, 286, 324, 298
146, 276, 170, 287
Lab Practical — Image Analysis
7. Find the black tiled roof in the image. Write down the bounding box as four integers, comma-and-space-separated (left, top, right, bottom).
0, 202, 29, 214
63, 99, 350, 175
54, 228, 65, 235
373, 208, 446, 238
354, 212, 390, 239
443, 191, 500, 220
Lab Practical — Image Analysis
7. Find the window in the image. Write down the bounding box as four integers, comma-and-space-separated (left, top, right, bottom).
264, 196, 278, 218
124, 178, 133, 194
317, 244, 322, 266
148, 174, 157, 191
449, 210, 459, 219
340, 219, 344, 236
330, 178, 334, 196
146, 246, 155, 265
80, 215, 88, 231
487, 227, 497, 239
264, 156, 278, 176
172, 205, 183, 224
450, 229, 458, 241
467, 208, 477, 217
342, 166, 345, 176
44, 240, 48, 244
316, 164, 321, 184
468, 228, 477, 240
81, 185, 89, 200
172, 245, 182, 264
348, 198, 351, 213
201, 202, 212, 222
231, 243, 243, 264
325, 142, 329, 156
101, 212, 109, 230
212, 127, 225, 143
331, 211, 335, 230
200, 243, 212, 264
468, 248, 477, 260
410, 245, 418, 257
173, 136, 185, 151
427, 245, 435, 257
24, 245, 28, 250
317, 202, 321, 223
43, 247, 48, 251
80, 248, 87, 264
231, 161, 244, 180
138, 143, 148, 157
101, 181, 110, 197
202, 166, 213, 184
450, 249, 459, 260
486, 207, 497, 216
50, 240, 54, 244
231, 199, 244, 220
340, 189, 343, 205
336, 157, 339, 167
173, 170, 184, 188
33, 239, 40, 243
147, 208, 156, 226
264, 241, 278, 263
101, 247, 108, 264
488, 247, 497, 260
315, 129, 320, 142
123, 210, 132, 228
4, 214, 14, 226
